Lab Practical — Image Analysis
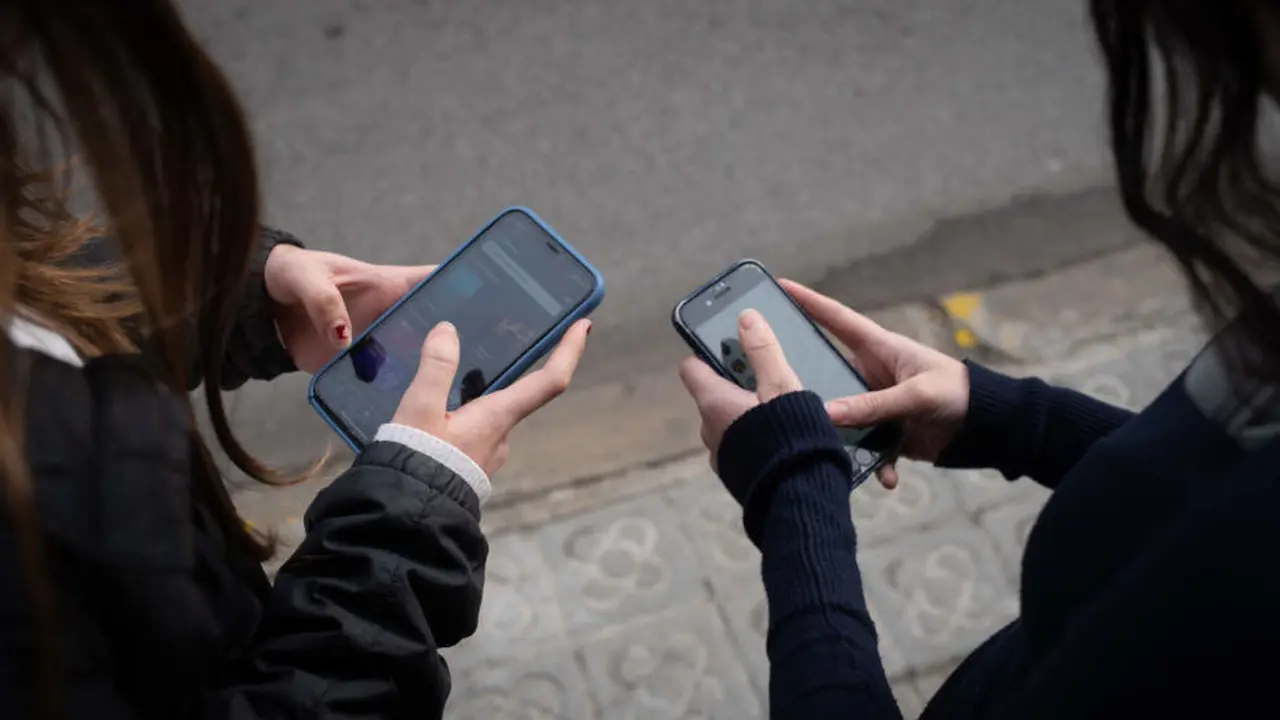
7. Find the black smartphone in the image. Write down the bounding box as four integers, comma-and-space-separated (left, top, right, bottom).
673, 259, 902, 487
309, 208, 605, 450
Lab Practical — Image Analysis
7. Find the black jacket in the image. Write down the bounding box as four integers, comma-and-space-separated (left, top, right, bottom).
0, 231, 488, 718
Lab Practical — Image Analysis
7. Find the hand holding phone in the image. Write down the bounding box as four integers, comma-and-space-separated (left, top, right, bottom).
391, 318, 591, 476
309, 208, 604, 450
673, 260, 905, 490
780, 280, 970, 484
677, 309, 806, 470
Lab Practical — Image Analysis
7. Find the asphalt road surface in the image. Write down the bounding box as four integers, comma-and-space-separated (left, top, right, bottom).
177, 0, 1127, 482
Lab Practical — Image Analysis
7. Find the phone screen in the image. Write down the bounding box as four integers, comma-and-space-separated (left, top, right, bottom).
680, 262, 897, 462
312, 210, 596, 445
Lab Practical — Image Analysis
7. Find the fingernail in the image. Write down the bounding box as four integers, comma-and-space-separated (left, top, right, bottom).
334, 322, 350, 346
825, 399, 844, 416
738, 309, 759, 330
585, 320, 594, 336
438, 321, 456, 334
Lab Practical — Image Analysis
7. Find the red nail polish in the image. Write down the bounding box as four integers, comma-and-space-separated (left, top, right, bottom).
335, 324, 349, 342
586, 322, 593, 336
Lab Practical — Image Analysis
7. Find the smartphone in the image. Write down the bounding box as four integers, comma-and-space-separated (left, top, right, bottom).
309, 207, 605, 450
672, 260, 902, 488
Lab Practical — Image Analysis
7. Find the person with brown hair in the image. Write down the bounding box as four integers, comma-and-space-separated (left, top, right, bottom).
679, 1, 1280, 718
0, 1, 590, 718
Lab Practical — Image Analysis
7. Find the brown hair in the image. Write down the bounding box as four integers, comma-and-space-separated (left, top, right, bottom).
1, 1, 280, 714
1090, 0, 1280, 377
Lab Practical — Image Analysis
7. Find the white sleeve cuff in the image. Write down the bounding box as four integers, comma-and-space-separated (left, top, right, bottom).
373, 424, 492, 505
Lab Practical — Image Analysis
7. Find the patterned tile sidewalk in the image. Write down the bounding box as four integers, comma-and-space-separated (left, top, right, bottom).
441, 264, 1206, 719
435, 244, 1203, 712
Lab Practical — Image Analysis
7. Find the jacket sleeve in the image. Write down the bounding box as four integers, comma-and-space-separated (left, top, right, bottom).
206, 441, 488, 718
936, 361, 1135, 489
189, 227, 302, 392
717, 392, 902, 720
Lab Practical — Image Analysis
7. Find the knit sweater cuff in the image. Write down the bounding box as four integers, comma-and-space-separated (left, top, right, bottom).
936, 360, 1022, 471
718, 391, 854, 546
231, 228, 303, 383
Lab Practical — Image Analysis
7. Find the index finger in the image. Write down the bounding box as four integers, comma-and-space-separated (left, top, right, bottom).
384, 264, 438, 295
779, 279, 884, 350
737, 309, 802, 402
466, 318, 591, 428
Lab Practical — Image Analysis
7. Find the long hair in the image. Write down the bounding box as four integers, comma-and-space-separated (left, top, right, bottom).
1, 1, 280, 714
1090, 0, 1280, 377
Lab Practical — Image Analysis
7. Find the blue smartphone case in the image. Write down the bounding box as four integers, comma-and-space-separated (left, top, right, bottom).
308, 207, 606, 451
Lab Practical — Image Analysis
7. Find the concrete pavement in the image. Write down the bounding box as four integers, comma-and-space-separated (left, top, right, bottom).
178, 0, 1110, 333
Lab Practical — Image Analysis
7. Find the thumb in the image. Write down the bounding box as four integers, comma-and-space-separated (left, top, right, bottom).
827, 382, 922, 427
408, 322, 461, 414
301, 280, 352, 349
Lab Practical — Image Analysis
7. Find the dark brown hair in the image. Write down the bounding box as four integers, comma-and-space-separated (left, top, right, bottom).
1091, 0, 1280, 376
1, 1, 280, 714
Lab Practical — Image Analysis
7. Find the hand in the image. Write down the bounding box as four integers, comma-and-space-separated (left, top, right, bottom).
780, 280, 969, 488
391, 319, 592, 475
679, 309, 804, 472
264, 244, 435, 373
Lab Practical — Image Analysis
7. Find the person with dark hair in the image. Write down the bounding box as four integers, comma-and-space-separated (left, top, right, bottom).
679, 1, 1280, 718
0, 1, 590, 718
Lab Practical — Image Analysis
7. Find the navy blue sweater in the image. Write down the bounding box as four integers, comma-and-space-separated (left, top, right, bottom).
718, 348, 1280, 719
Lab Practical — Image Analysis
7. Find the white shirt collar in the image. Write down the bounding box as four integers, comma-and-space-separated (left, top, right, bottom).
5, 314, 83, 367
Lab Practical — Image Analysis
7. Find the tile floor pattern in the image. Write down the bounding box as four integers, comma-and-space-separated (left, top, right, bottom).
442, 329, 1202, 719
